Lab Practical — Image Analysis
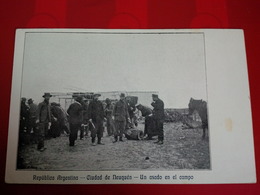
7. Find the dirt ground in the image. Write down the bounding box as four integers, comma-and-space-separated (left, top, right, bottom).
18, 122, 210, 171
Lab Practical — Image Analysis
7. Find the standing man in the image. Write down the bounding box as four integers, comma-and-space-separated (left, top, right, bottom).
151, 94, 165, 145
27, 98, 38, 134
88, 94, 105, 146
36, 93, 52, 151
67, 96, 83, 146
20, 97, 29, 133
105, 98, 115, 136
80, 99, 89, 139
113, 93, 130, 142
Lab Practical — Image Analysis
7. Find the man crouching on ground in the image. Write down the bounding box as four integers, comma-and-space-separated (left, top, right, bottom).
88, 93, 105, 146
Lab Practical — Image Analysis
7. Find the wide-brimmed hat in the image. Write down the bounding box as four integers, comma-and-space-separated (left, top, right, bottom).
120, 93, 125, 97
43, 93, 52, 97
152, 94, 158, 98
28, 98, 33, 103
75, 96, 83, 102
21, 97, 26, 101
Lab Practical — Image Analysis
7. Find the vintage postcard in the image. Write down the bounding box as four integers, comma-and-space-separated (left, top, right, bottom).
5, 29, 256, 184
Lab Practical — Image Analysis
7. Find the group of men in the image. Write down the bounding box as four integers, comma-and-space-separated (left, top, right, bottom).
67, 93, 134, 146
20, 93, 67, 151
20, 92, 165, 152
67, 92, 165, 146
20, 97, 39, 138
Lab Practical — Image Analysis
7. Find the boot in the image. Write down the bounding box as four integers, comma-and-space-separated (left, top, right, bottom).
157, 140, 163, 145
39, 147, 46, 152
69, 141, 75, 146
91, 137, 96, 146
113, 136, 118, 143
37, 141, 44, 150
97, 137, 105, 145
119, 137, 124, 142
37, 142, 46, 151
144, 135, 152, 140
154, 140, 160, 144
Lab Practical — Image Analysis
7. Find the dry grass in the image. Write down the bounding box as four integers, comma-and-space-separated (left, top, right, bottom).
18, 122, 210, 170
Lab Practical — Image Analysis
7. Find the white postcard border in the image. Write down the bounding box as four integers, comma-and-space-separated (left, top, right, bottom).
5, 29, 256, 184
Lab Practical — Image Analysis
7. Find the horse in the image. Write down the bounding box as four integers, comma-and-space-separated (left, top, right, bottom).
188, 98, 208, 139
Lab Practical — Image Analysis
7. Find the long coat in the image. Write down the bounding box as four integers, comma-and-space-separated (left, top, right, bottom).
37, 101, 51, 123
21, 102, 29, 119
88, 100, 104, 122
67, 101, 83, 125
151, 98, 165, 121
114, 100, 129, 121
105, 104, 114, 118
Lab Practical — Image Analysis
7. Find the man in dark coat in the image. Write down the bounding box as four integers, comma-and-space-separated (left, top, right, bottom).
80, 99, 89, 139
151, 94, 165, 144
50, 103, 60, 138
113, 93, 130, 142
88, 94, 105, 146
36, 93, 52, 151
105, 98, 115, 136
67, 96, 83, 146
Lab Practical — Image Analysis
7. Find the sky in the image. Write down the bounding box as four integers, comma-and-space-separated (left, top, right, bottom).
21, 32, 207, 108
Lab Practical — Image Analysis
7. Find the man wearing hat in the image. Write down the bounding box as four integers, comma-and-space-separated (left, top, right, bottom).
151, 94, 165, 144
67, 96, 84, 146
27, 98, 38, 134
88, 93, 105, 146
113, 93, 130, 142
36, 93, 52, 151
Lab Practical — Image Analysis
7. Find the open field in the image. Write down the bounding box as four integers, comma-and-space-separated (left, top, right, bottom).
17, 122, 210, 170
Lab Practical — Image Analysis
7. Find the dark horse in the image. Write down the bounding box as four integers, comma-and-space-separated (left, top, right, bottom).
188, 98, 208, 139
